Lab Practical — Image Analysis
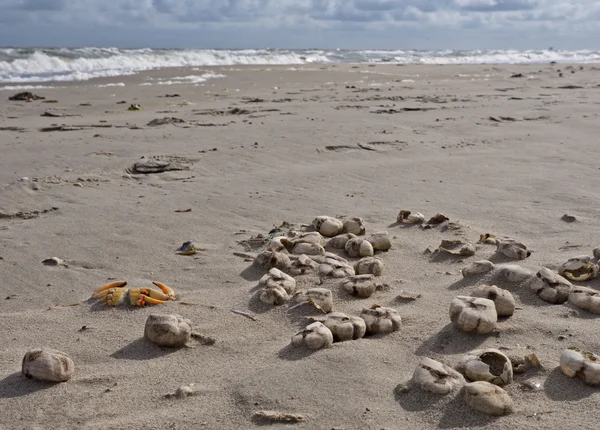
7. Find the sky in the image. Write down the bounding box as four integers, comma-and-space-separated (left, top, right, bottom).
0, 0, 598, 50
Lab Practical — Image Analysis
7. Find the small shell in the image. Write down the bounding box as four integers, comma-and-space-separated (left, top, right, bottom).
327, 233, 356, 249
312, 216, 343, 237
461, 260, 495, 277
457, 348, 513, 386
354, 257, 384, 276
498, 264, 534, 282
364, 232, 392, 251
463, 381, 514, 416
558, 255, 599, 281
360, 305, 401, 334
293, 288, 333, 313
496, 239, 530, 260
397, 210, 425, 224
144, 314, 192, 347
438, 240, 476, 257
568, 286, 600, 314
342, 274, 377, 298
255, 251, 292, 272
342, 217, 366, 235
322, 312, 366, 342
559, 347, 600, 386
471, 285, 515, 317
535, 268, 571, 304
411, 357, 465, 394
318, 259, 355, 278
345, 237, 373, 258
291, 242, 326, 256
291, 322, 333, 350
22, 348, 74, 382
287, 254, 319, 276
449, 296, 497, 334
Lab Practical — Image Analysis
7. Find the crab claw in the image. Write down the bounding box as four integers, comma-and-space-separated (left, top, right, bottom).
152, 281, 176, 301
129, 289, 167, 306
92, 281, 127, 299
96, 287, 129, 306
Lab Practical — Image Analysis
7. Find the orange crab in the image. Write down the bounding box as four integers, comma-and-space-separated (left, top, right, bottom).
92, 281, 176, 306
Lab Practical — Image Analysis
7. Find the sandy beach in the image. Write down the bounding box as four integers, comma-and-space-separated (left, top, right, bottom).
1, 63, 600, 429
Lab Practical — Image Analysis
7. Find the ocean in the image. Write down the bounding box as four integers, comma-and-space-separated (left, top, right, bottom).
1, 47, 599, 88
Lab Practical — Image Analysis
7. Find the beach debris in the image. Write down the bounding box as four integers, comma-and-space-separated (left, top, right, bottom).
360, 304, 401, 335
520, 379, 542, 391
478, 233, 499, 245
292, 288, 333, 313
327, 233, 356, 249
318, 257, 355, 278
568, 286, 600, 314
498, 264, 534, 282
9, 92, 45, 101
92, 281, 176, 306
510, 73, 524, 78
497, 239, 531, 260
255, 251, 292, 271
128, 103, 142, 111
164, 383, 201, 399
229, 309, 257, 321
558, 255, 599, 281
253, 410, 308, 424
342, 274, 377, 298
594, 247, 600, 259
561, 214, 577, 223
461, 260, 495, 277
463, 381, 514, 416
127, 155, 188, 174
471, 285, 515, 317
345, 237, 374, 258
410, 357, 465, 394
318, 311, 367, 342
176, 241, 197, 255
312, 216, 343, 237
288, 254, 320, 276
397, 210, 425, 224
560, 347, 600, 385
354, 256, 384, 276
22, 348, 74, 382
457, 349, 514, 386
535, 268, 572, 304
147, 117, 185, 126
342, 217, 366, 235
258, 268, 296, 305
449, 296, 497, 334
291, 322, 333, 350
438, 239, 476, 257
42, 257, 66, 267
364, 232, 392, 251
396, 291, 421, 302
174, 208, 192, 213
144, 314, 192, 347
427, 213, 449, 225
290, 241, 325, 256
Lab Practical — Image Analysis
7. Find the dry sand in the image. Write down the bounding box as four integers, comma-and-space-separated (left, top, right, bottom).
1, 63, 600, 429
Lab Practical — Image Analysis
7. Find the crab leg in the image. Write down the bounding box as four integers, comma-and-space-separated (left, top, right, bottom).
129, 289, 167, 306
152, 281, 176, 301
92, 281, 128, 298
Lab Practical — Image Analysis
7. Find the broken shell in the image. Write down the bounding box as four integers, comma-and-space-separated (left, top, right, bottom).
293, 288, 333, 313
397, 210, 425, 224
360, 305, 401, 334
258, 268, 296, 305
535, 268, 571, 304
291, 322, 333, 350
318, 258, 355, 278
471, 285, 515, 317
463, 381, 514, 416
288, 254, 320, 276
438, 240, 476, 257
558, 255, 599, 281
342, 217, 366, 235
568, 286, 600, 314
345, 237, 374, 258
427, 213, 449, 225
364, 232, 392, 251
327, 233, 356, 249
449, 296, 497, 334
22, 348, 74, 382
286, 232, 326, 247
496, 239, 530, 260
559, 347, 600, 385
144, 314, 192, 347
322, 312, 366, 342
478, 234, 499, 245
354, 257, 384, 276
410, 357, 465, 394
461, 260, 495, 277
342, 274, 377, 298
255, 251, 292, 271
268, 237, 289, 254
259, 285, 290, 305
312, 216, 343, 237
291, 242, 326, 256
498, 264, 534, 282
457, 348, 513, 386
